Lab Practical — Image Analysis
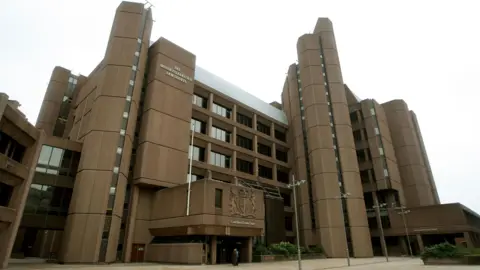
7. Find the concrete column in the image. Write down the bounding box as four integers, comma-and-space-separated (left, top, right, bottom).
272, 143, 276, 159
253, 136, 258, 153
464, 232, 474, 248
247, 237, 253, 263
273, 164, 278, 181
123, 185, 140, 262
270, 122, 275, 138
399, 236, 408, 256
208, 93, 214, 111
211, 236, 217, 265
253, 114, 257, 130
232, 104, 237, 122
232, 126, 237, 145
232, 151, 237, 171
416, 234, 425, 252
207, 116, 213, 136
206, 143, 212, 164
254, 158, 259, 176
233, 176, 239, 186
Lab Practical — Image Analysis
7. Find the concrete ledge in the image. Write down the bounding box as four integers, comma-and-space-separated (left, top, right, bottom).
422, 257, 464, 265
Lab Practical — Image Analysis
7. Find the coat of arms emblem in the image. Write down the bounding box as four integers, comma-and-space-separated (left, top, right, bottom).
229, 188, 256, 218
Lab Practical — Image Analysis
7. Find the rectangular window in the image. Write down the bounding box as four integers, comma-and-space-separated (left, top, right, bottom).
349, 112, 358, 123
257, 143, 272, 157
187, 174, 200, 183
360, 170, 370, 184
274, 129, 286, 142
236, 159, 253, 174
192, 94, 208, 108
282, 193, 291, 207
353, 130, 362, 142
212, 103, 231, 118
191, 118, 206, 134
236, 135, 253, 150
277, 170, 289, 184
285, 216, 293, 231
356, 150, 366, 163
0, 131, 26, 163
258, 165, 273, 179
257, 122, 270, 135
209, 151, 231, 168
0, 182, 13, 207
276, 149, 288, 162
237, 113, 252, 128
370, 108, 376, 116
188, 145, 205, 162
215, 189, 223, 208
374, 127, 380, 135
379, 147, 384, 156
211, 126, 231, 143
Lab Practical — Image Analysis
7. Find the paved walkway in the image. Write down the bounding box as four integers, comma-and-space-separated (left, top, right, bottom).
7, 257, 477, 269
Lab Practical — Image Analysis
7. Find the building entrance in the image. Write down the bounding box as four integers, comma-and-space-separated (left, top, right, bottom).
216, 236, 246, 264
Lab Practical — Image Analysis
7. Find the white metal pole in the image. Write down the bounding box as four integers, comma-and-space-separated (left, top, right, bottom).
292, 175, 302, 270
186, 124, 195, 216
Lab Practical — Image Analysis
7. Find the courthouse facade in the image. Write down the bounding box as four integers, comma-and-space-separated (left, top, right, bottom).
1, 1, 480, 268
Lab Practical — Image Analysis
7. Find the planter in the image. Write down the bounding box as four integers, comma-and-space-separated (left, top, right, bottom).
253, 253, 324, 263
422, 257, 464, 265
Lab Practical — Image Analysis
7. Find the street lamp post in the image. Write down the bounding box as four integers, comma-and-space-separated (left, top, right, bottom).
395, 206, 413, 257
336, 192, 351, 267
287, 175, 306, 270
371, 202, 389, 262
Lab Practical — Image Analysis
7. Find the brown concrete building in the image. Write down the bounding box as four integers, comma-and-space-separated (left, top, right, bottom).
1, 1, 480, 268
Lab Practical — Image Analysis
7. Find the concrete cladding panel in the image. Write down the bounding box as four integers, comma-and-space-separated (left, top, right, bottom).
36, 66, 70, 135
295, 18, 372, 257
361, 100, 405, 202
382, 100, 436, 207
410, 111, 440, 204
60, 2, 153, 263
133, 37, 196, 187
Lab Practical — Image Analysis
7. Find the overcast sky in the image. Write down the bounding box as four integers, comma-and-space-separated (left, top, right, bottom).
2, 0, 479, 213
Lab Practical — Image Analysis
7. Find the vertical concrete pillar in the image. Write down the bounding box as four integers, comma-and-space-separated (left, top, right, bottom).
273, 164, 278, 181
254, 158, 259, 176
253, 136, 258, 152
463, 232, 474, 248
232, 126, 237, 145
270, 122, 275, 138
207, 117, 213, 136
232, 104, 237, 122
416, 234, 425, 252
123, 185, 140, 262
211, 236, 217, 264
60, 2, 153, 263
252, 114, 257, 130
208, 93, 214, 111
232, 151, 237, 171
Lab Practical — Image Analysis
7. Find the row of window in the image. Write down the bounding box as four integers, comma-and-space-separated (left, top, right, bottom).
190, 118, 288, 162
188, 145, 288, 182
192, 94, 287, 141
0, 131, 26, 163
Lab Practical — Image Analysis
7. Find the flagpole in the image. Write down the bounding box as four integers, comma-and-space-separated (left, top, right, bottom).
186, 124, 195, 216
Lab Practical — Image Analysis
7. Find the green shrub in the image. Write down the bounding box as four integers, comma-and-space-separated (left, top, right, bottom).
269, 242, 297, 256
421, 242, 461, 260
253, 242, 271, 255
308, 245, 324, 254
